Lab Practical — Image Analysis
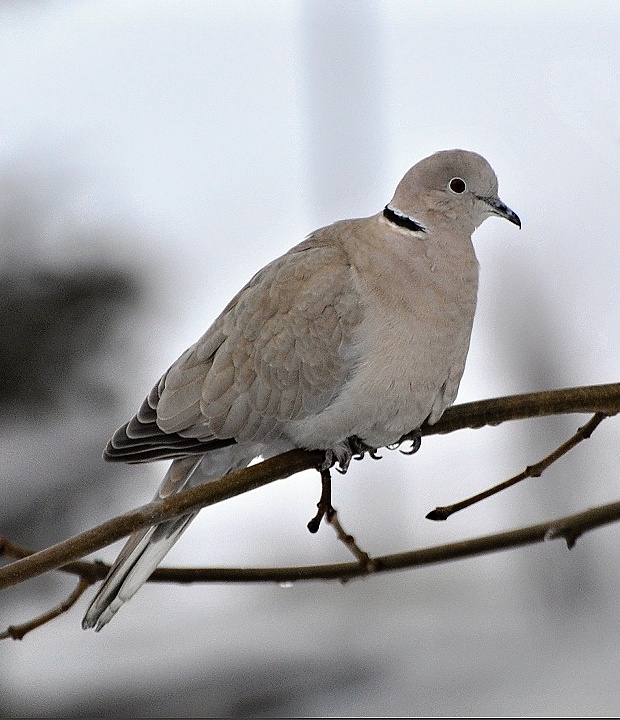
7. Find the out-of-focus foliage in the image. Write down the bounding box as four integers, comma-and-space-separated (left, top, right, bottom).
0, 265, 138, 411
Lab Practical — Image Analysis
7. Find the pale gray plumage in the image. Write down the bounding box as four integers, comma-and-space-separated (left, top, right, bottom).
83, 149, 520, 630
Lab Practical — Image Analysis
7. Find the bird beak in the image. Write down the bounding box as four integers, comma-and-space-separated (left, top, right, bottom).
480, 195, 521, 228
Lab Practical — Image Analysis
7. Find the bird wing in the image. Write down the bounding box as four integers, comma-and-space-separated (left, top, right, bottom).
105, 233, 363, 463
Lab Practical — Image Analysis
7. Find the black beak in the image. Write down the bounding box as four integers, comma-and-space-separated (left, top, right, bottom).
479, 195, 521, 228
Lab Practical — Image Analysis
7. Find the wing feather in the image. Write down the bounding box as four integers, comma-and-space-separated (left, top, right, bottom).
104, 233, 363, 463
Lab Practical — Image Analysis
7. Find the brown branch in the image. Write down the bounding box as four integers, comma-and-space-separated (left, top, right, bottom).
1, 383, 617, 641
4, 487, 620, 639
0, 537, 109, 582
4, 497, 620, 588
144, 497, 620, 578
327, 509, 376, 573
0, 576, 92, 640
426, 411, 612, 520
1, 383, 619, 597
307, 466, 334, 533
0, 448, 324, 590
413, 382, 620, 437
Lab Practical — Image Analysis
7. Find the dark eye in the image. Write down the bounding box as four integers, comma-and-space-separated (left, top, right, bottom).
448, 177, 467, 194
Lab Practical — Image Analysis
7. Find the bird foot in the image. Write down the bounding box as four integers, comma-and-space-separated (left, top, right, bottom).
390, 428, 422, 456
320, 436, 381, 475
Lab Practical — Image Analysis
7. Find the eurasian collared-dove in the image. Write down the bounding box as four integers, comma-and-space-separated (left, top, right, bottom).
83, 149, 520, 630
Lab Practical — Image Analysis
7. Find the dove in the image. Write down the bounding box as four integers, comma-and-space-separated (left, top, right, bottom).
82, 149, 520, 630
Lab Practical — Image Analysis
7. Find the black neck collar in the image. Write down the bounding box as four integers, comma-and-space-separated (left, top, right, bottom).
383, 204, 427, 233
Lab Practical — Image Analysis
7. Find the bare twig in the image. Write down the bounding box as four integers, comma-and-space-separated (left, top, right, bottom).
412, 382, 620, 437
3, 497, 620, 596
307, 467, 334, 533
2, 382, 615, 592
2, 384, 619, 591
1, 383, 620, 639
0, 576, 92, 641
0, 537, 108, 582
0, 448, 324, 590
426, 412, 612, 520
3, 493, 620, 639
327, 509, 376, 572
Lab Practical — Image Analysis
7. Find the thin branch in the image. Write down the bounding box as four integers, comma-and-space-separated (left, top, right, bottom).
6, 493, 620, 640
0, 448, 323, 590
327, 509, 376, 572
141, 497, 620, 580
307, 467, 334, 533
426, 411, 612, 520
0, 576, 92, 640
0, 537, 108, 582
413, 382, 620, 437
4, 497, 620, 589
1, 384, 619, 592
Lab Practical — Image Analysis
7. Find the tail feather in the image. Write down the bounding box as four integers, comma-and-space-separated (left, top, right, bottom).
83, 441, 276, 630
82, 513, 197, 630
82, 456, 201, 631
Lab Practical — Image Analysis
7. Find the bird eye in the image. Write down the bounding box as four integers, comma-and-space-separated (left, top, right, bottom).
448, 177, 467, 194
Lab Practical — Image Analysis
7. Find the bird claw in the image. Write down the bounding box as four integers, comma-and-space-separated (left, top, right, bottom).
399, 430, 422, 456
323, 436, 380, 474
323, 431, 421, 474
387, 429, 422, 456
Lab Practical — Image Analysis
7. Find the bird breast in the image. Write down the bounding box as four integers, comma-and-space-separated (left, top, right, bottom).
288, 221, 480, 450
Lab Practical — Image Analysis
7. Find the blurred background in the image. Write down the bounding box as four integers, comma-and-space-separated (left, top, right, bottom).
1, 0, 620, 716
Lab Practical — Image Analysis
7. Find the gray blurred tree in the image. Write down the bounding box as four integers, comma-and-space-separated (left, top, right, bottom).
0, 165, 142, 628
0, 264, 137, 412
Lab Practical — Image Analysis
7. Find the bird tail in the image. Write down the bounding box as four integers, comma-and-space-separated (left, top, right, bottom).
82, 455, 202, 631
